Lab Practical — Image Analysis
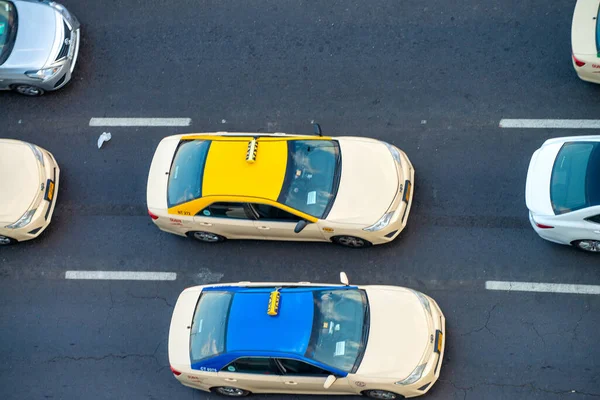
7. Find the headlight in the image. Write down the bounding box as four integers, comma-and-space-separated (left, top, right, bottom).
6, 209, 37, 229
395, 363, 427, 385
363, 211, 394, 232
26, 143, 45, 167
383, 142, 402, 164
410, 290, 432, 316
25, 65, 63, 81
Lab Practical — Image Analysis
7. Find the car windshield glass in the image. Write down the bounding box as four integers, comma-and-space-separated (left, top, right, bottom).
551, 142, 600, 214
0, 1, 17, 65
190, 291, 233, 364
278, 140, 340, 219
305, 289, 368, 373
167, 140, 210, 207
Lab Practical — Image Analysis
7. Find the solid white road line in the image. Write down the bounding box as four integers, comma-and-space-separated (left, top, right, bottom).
499, 119, 600, 129
485, 280, 600, 295
89, 118, 191, 127
65, 271, 177, 281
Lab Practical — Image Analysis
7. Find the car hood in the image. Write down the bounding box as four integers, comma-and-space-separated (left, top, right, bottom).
0, 140, 40, 223
326, 139, 398, 225
147, 135, 183, 210
525, 143, 562, 216
357, 287, 430, 379
3, 1, 59, 69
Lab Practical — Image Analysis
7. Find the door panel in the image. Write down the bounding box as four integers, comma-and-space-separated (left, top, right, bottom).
277, 375, 352, 394
193, 202, 262, 239
217, 357, 282, 393
249, 203, 326, 242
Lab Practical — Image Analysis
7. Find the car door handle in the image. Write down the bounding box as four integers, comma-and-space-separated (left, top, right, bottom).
594, 230, 600, 234
257, 226, 270, 230
200, 222, 213, 226
284, 381, 298, 385
224, 378, 237, 382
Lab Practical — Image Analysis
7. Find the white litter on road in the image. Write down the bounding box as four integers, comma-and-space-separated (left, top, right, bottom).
89, 118, 191, 127
65, 271, 177, 281
485, 280, 600, 295
499, 119, 600, 129
97, 132, 111, 148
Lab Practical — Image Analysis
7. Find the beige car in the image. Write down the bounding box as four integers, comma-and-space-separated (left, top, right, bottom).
571, 0, 600, 83
168, 273, 446, 399
0, 139, 59, 245
147, 132, 414, 248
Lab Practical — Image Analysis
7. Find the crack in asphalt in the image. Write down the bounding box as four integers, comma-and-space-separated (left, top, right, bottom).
127, 293, 174, 308
460, 303, 498, 338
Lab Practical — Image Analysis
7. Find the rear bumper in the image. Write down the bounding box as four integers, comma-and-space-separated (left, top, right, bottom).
573, 59, 600, 84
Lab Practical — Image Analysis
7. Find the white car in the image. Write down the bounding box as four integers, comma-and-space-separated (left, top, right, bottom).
525, 136, 600, 252
571, 0, 600, 83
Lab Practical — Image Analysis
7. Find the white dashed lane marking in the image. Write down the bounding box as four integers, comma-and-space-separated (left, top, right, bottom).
89, 118, 191, 127
65, 271, 177, 281
486, 280, 600, 295
499, 119, 600, 129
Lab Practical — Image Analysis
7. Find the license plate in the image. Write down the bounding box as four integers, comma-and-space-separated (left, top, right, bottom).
434, 330, 443, 353
403, 180, 412, 203
44, 179, 55, 201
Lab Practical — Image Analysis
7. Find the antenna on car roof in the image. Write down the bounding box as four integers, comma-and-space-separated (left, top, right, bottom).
312, 122, 322, 137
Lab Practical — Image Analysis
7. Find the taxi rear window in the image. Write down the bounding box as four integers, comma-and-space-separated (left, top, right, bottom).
190, 291, 233, 364
167, 140, 210, 207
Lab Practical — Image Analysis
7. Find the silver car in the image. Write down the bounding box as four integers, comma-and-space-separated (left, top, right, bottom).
0, 0, 80, 96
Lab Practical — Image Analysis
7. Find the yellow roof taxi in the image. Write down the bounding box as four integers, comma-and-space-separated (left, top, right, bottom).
147, 128, 414, 248
168, 272, 446, 399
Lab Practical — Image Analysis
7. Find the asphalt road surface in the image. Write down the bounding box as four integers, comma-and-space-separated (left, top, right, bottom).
1, 1, 599, 399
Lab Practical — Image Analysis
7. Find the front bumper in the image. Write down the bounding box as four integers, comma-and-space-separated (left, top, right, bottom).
0, 150, 60, 242
367, 149, 415, 245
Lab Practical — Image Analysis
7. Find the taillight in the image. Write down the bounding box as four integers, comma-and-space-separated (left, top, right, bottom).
148, 210, 159, 220
170, 365, 182, 376
535, 222, 554, 229
572, 53, 586, 67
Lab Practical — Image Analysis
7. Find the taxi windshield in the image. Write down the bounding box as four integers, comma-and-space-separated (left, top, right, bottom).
167, 140, 210, 207
190, 291, 233, 364
0, 1, 18, 66
305, 289, 368, 373
278, 140, 340, 219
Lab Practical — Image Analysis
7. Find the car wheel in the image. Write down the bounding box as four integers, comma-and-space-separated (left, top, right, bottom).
573, 239, 600, 253
11, 84, 45, 96
0, 235, 17, 245
331, 235, 372, 248
211, 386, 250, 397
362, 389, 404, 399
187, 231, 226, 243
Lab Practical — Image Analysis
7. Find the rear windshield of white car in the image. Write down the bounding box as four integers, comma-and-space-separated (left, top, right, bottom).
305, 289, 368, 373
550, 142, 600, 214
167, 140, 211, 207
190, 291, 233, 364
0, 1, 17, 65
277, 140, 341, 219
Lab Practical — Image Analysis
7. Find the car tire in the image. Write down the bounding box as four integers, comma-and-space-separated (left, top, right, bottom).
211, 386, 251, 397
572, 239, 600, 253
187, 231, 226, 243
362, 389, 405, 399
331, 235, 372, 248
11, 84, 45, 96
0, 235, 17, 245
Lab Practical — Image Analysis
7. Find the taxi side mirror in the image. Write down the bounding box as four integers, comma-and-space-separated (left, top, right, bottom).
294, 220, 308, 233
323, 374, 337, 389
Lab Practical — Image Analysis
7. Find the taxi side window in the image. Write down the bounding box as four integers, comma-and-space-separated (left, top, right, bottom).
586, 214, 600, 224
277, 358, 331, 376
251, 203, 300, 222
198, 202, 250, 219
222, 357, 281, 375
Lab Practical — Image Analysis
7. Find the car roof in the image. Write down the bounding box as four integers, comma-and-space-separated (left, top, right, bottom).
180, 134, 331, 201
222, 287, 315, 354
